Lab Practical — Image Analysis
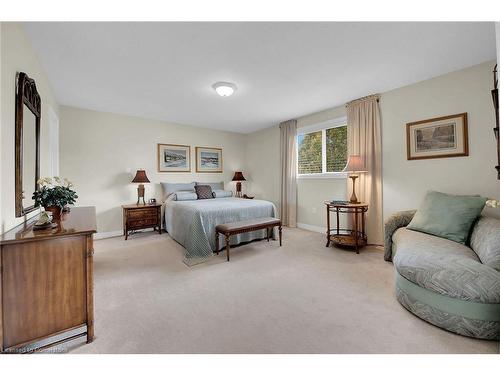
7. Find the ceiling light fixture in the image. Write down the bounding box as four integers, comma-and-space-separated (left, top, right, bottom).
212, 82, 237, 97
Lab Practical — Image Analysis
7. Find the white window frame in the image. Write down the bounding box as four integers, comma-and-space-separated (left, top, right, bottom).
297, 116, 348, 179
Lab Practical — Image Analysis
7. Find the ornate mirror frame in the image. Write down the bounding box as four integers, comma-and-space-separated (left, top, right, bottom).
492, 64, 500, 179
15, 72, 41, 217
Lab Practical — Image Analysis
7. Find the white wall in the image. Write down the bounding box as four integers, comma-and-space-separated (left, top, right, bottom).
0, 23, 60, 232
496, 23, 500, 68
59, 106, 247, 234
296, 106, 347, 231
245, 60, 499, 234
245, 106, 348, 232
244, 125, 280, 206
381, 61, 499, 220
3, 24, 496, 236
0, 22, 3, 233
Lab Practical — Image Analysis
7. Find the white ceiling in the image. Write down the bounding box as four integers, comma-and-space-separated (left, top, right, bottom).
23, 22, 496, 134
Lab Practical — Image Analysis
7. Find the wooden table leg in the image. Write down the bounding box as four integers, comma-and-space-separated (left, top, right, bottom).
267, 227, 270, 242
158, 209, 162, 235
336, 208, 340, 236
362, 209, 366, 242
354, 208, 359, 254
225, 234, 231, 261
279, 225, 282, 246
215, 231, 220, 254
0, 246, 4, 353
86, 235, 94, 343
326, 205, 331, 247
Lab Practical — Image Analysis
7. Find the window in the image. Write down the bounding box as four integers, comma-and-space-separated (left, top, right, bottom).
325, 126, 348, 172
297, 131, 322, 174
297, 118, 348, 177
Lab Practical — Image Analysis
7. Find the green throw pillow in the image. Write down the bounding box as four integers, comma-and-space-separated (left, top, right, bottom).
407, 191, 487, 244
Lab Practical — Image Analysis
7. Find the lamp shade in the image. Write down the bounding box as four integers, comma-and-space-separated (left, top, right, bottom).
131, 169, 150, 183
343, 155, 366, 173
232, 171, 246, 181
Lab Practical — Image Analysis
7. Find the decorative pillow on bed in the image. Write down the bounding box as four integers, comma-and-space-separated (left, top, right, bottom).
194, 185, 214, 200
174, 192, 198, 201
407, 191, 487, 244
212, 190, 233, 198
161, 182, 195, 200
196, 181, 224, 191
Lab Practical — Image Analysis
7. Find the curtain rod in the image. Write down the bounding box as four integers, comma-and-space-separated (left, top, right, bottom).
345, 94, 381, 107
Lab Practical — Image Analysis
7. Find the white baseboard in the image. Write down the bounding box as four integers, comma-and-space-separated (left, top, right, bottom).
297, 223, 326, 234
94, 230, 123, 240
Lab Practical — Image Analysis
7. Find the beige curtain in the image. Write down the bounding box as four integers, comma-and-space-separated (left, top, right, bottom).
346, 95, 383, 244
279, 119, 298, 227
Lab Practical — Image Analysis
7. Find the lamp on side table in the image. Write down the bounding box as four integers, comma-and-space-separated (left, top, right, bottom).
343, 155, 366, 204
232, 171, 246, 198
131, 169, 150, 205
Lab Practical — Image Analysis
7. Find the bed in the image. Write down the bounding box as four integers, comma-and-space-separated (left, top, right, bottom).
164, 194, 278, 265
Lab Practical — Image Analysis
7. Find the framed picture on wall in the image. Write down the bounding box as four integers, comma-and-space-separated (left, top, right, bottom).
195, 147, 223, 173
157, 144, 191, 172
406, 113, 468, 160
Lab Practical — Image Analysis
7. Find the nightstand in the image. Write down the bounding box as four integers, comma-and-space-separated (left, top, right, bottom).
324, 201, 368, 254
122, 203, 162, 240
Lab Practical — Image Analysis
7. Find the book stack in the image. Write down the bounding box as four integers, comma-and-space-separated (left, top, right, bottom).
330, 200, 350, 205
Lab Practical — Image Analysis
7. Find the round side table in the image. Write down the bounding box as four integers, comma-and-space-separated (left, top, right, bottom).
324, 202, 369, 254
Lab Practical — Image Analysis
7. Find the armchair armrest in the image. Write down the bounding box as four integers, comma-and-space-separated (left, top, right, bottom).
384, 210, 416, 261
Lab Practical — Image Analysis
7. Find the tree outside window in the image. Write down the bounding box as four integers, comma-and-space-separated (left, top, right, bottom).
297, 125, 347, 175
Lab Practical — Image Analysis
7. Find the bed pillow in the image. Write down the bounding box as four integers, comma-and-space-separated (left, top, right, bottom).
174, 192, 198, 201
196, 181, 224, 191
194, 185, 214, 200
212, 190, 233, 198
407, 191, 487, 244
161, 182, 195, 200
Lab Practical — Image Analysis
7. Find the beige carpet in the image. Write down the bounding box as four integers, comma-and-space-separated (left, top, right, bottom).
61, 228, 499, 354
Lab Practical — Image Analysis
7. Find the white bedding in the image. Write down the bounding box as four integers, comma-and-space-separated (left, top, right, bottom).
164, 197, 278, 265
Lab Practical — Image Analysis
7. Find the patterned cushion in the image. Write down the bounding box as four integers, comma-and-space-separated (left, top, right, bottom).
396, 283, 500, 340
196, 181, 224, 190
384, 209, 416, 261
194, 185, 214, 200
392, 228, 500, 303
470, 217, 500, 271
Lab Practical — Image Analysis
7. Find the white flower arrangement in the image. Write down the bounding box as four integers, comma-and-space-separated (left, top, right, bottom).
37, 176, 74, 188
486, 199, 499, 208
33, 176, 77, 209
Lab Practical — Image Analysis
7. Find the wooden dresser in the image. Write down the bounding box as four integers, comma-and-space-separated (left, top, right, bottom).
122, 203, 162, 240
0, 207, 96, 353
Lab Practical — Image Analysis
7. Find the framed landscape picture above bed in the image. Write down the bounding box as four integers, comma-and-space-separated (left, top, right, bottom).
196, 146, 223, 173
157, 144, 191, 172
406, 113, 468, 160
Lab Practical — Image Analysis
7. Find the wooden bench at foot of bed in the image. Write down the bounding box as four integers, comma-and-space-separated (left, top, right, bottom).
215, 217, 282, 261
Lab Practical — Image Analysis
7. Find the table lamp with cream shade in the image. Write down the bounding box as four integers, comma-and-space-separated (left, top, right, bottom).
131, 169, 150, 205
344, 155, 366, 204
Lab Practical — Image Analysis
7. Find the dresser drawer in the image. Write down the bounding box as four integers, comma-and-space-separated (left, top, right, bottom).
127, 208, 158, 219
128, 218, 158, 228
122, 204, 162, 239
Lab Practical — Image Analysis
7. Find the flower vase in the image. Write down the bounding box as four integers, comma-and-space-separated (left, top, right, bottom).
44, 206, 62, 222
